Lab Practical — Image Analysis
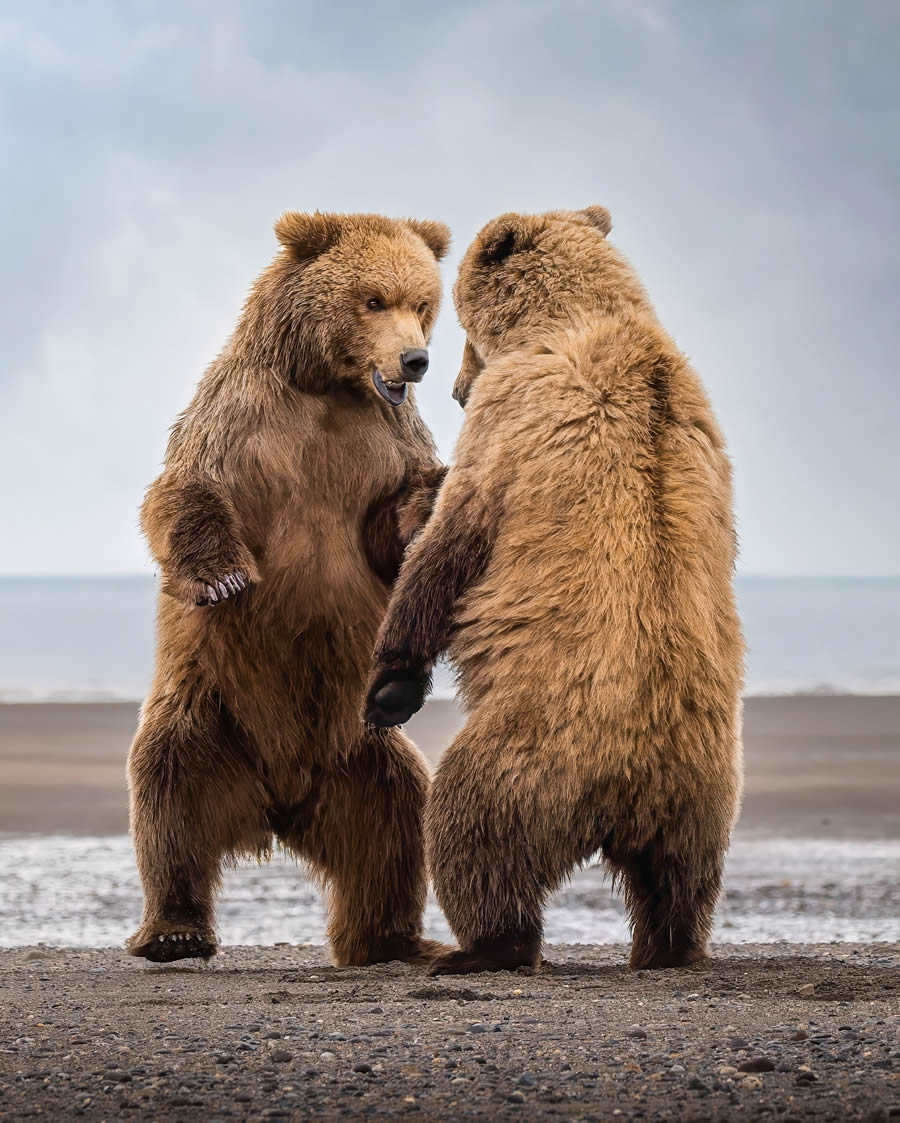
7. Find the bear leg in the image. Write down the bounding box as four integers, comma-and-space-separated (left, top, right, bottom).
286, 726, 446, 967
127, 695, 267, 963
426, 718, 597, 976
608, 839, 726, 970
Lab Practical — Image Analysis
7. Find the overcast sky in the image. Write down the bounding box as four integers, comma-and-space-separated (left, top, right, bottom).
1, 0, 898, 576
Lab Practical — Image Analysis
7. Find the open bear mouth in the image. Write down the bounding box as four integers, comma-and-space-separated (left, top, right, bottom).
372, 368, 408, 406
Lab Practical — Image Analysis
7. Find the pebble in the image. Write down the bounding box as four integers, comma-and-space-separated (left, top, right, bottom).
797, 983, 816, 996
319, 1051, 337, 1062
626, 1026, 648, 1039
517, 1074, 537, 1087
728, 1037, 749, 1049
790, 1030, 808, 1041
796, 1070, 818, 1084
271, 1049, 293, 1063
468, 1023, 501, 1033
669, 1063, 685, 1073
352, 1063, 372, 1074
507, 1091, 526, 1104
214, 1053, 233, 1065
738, 1057, 776, 1073
105, 1070, 131, 1083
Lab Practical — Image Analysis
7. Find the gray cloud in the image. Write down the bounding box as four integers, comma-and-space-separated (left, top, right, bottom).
0, 0, 897, 574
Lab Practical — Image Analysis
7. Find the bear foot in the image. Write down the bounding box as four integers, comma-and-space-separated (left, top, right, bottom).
427, 933, 542, 976
629, 941, 709, 971
337, 935, 453, 968
127, 924, 217, 963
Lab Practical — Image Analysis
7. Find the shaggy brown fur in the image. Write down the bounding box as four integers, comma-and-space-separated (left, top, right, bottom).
128, 211, 452, 966
366, 207, 744, 975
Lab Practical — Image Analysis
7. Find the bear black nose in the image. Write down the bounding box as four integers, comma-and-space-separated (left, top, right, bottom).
400, 348, 429, 381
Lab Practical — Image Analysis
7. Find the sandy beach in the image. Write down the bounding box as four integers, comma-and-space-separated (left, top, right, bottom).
1, 943, 898, 1121
1, 695, 899, 1119
1, 696, 899, 838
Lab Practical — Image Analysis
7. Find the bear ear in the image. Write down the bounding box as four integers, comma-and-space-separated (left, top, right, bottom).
404, 219, 451, 261
479, 214, 531, 265
580, 206, 612, 237
274, 211, 343, 261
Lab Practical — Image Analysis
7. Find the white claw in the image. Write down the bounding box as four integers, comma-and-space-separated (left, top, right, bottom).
158, 935, 165, 943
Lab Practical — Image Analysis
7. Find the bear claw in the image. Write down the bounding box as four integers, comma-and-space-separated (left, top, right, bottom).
195, 570, 249, 607
128, 928, 217, 963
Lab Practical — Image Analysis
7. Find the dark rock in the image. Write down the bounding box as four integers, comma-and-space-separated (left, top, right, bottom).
738, 1057, 776, 1073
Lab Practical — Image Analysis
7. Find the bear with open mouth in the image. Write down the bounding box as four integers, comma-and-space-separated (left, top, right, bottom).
127, 211, 451, 967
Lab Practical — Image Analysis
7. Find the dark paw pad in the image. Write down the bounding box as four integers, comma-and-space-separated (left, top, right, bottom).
364, 663, 429, 727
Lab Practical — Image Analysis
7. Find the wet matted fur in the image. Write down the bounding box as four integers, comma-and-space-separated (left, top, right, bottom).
128, 212, 452, 966
366, 207, 744, 974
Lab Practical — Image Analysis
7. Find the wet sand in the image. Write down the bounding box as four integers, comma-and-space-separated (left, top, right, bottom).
1, 944, 898, 1121
1, 696, 899, 838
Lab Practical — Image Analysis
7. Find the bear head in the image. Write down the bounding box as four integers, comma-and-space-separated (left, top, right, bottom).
248, 212, 450, 406
452, 207, 650, 406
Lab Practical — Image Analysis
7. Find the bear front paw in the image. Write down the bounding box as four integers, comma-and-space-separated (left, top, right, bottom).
364, 656, 430, 727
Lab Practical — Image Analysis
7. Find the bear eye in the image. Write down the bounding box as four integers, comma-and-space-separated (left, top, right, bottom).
366, 297, 385, 311
417, 303, 429, 319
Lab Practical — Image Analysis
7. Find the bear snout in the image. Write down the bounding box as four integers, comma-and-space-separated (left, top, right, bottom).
400, 348, 429, 382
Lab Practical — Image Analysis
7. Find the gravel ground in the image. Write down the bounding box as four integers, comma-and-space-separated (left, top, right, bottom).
1, 945, 898, 1121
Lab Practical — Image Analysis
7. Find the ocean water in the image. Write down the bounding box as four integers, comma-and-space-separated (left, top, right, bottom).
0, 576, 898, 702
1, 834, 898, 949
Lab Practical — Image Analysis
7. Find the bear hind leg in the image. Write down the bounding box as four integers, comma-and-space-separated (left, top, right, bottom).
127, 695, 266, 963
607, 836, 725, 970
286, 727, 447, 967
427, 721, 597, 976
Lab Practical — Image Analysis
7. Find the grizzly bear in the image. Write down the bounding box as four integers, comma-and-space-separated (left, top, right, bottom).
127, 211, 452, 966
366, 206, 744, 974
